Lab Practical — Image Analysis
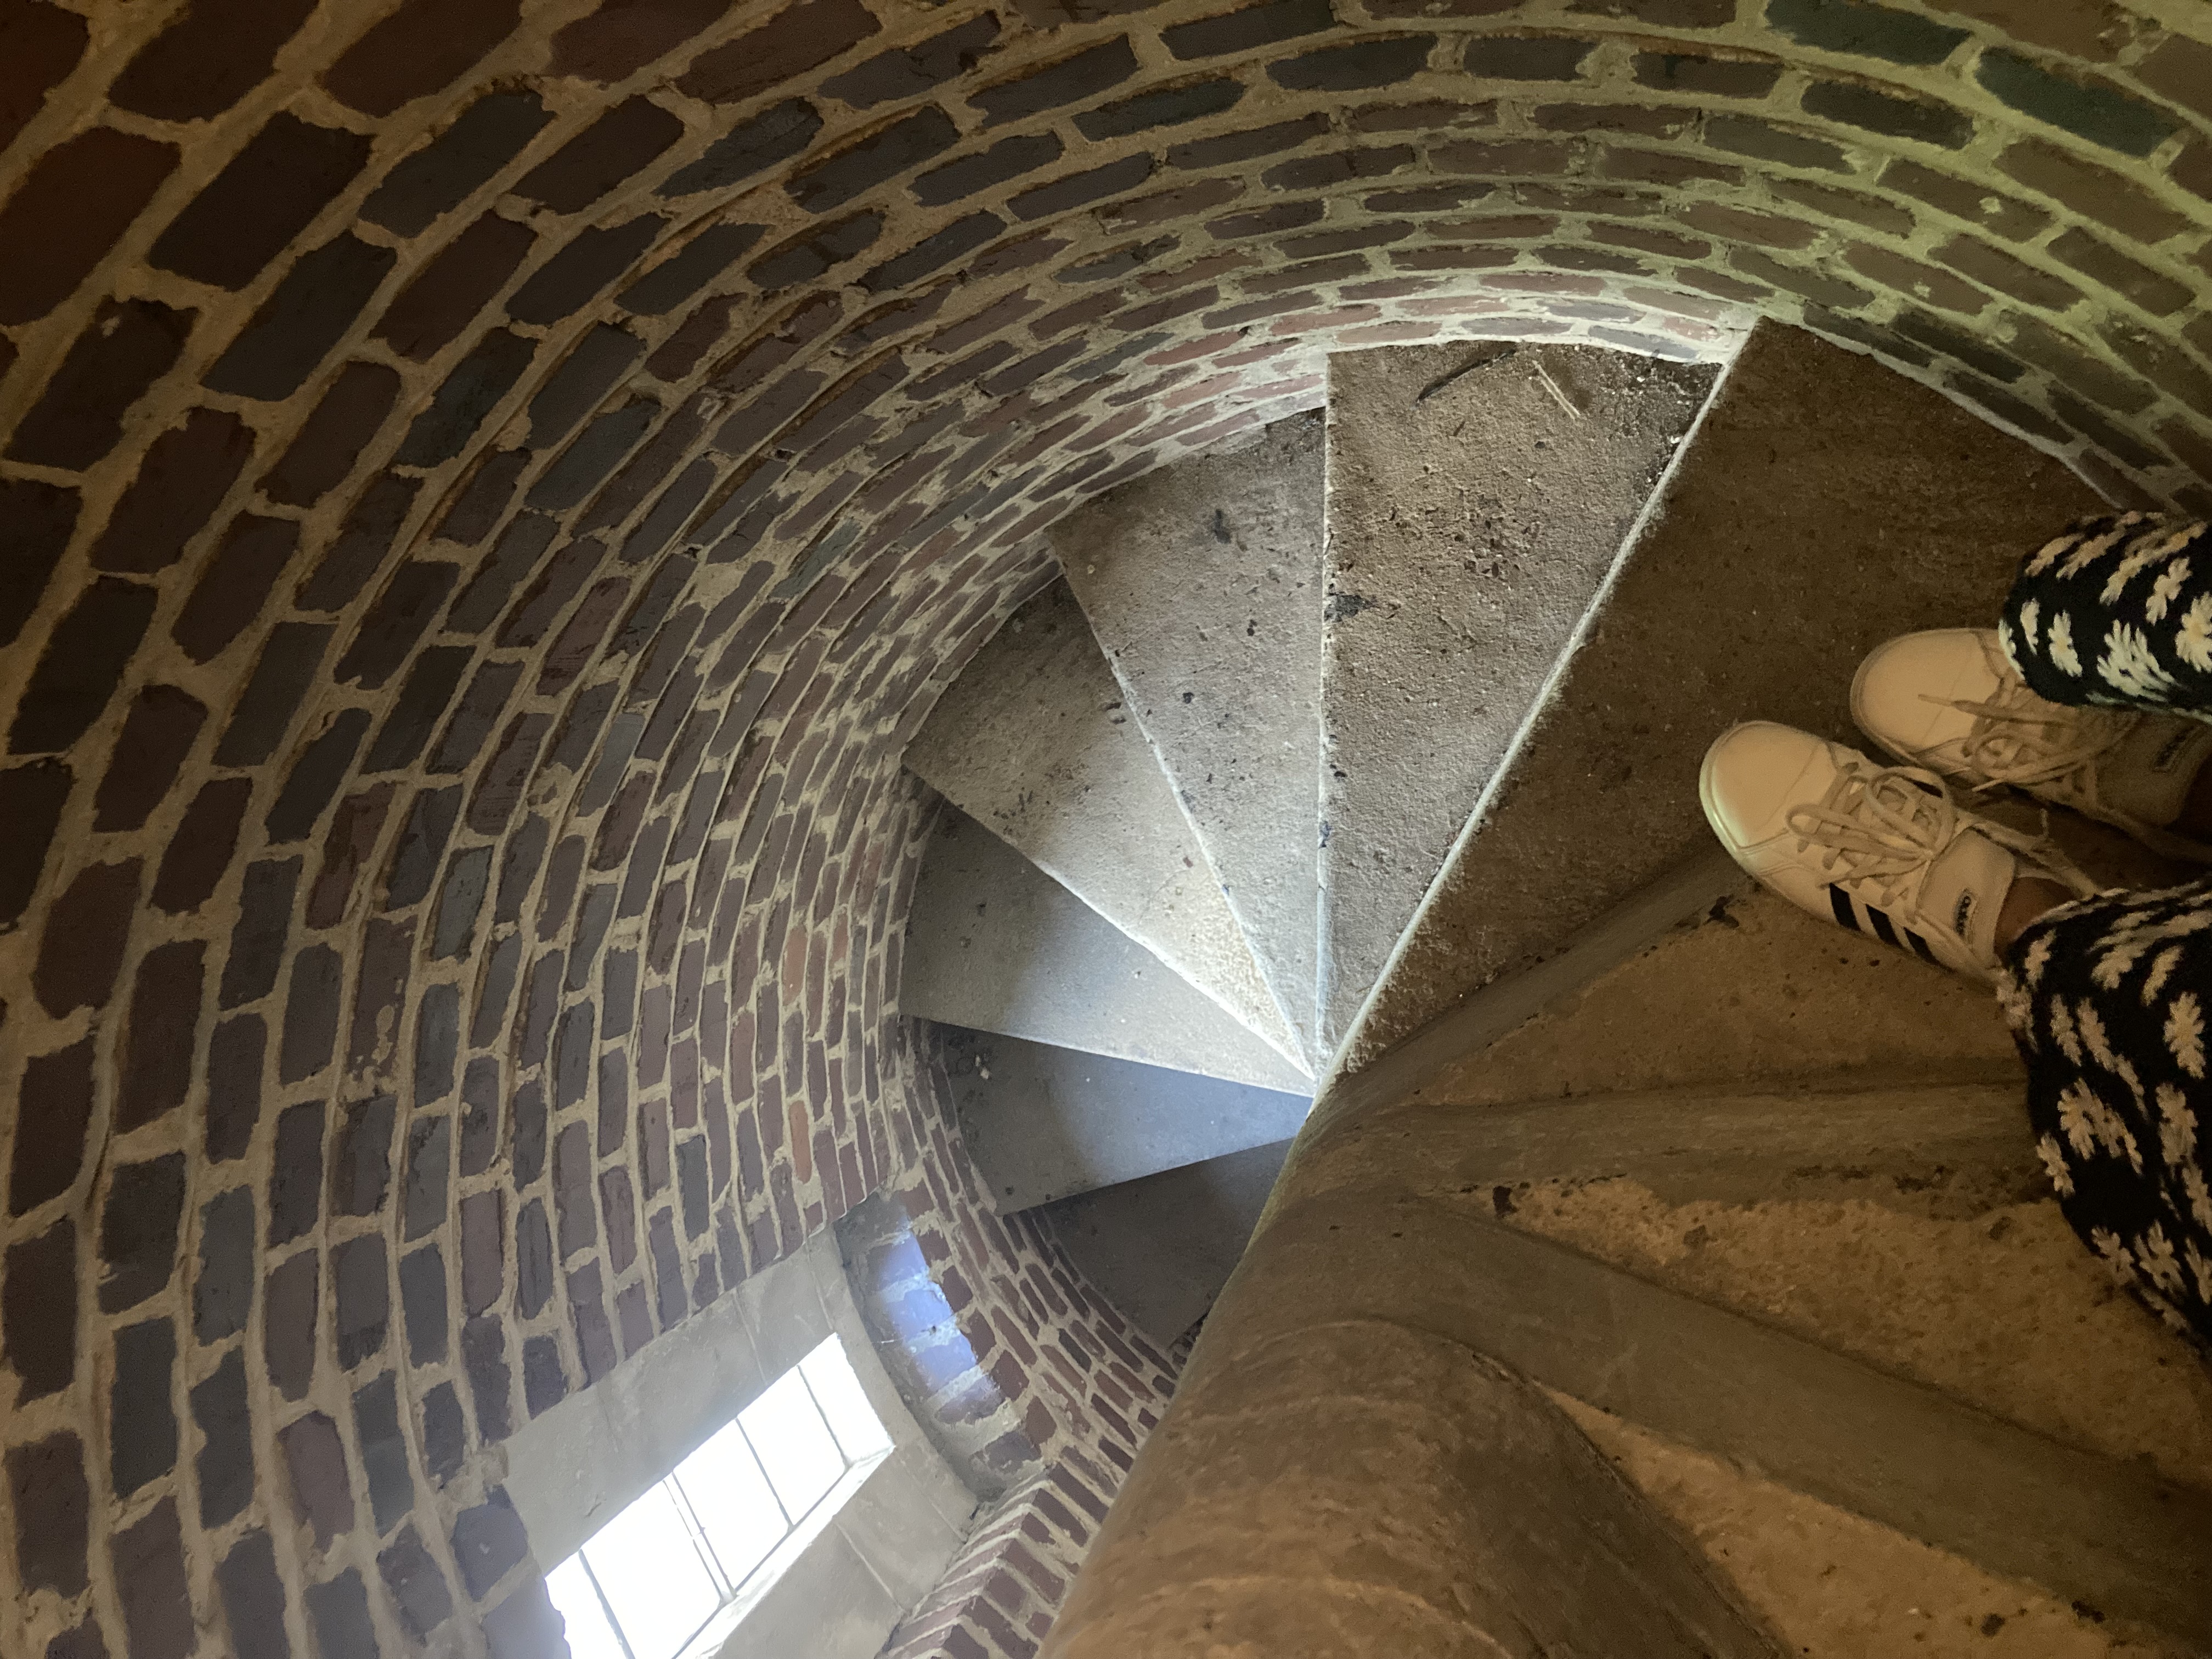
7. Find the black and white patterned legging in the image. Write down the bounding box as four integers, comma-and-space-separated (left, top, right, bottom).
1999, 513, 2212, 1348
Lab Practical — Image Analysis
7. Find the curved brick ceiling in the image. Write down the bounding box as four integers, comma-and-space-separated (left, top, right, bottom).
1, 0, 2209, 1652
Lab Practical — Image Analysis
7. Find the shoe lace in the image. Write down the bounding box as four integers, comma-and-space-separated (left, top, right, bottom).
1786, 759, 1960, 909
1934, 670, 2130, 803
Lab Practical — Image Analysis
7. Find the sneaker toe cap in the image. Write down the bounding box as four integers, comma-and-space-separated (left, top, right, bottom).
1851, 628, 2002, 763
1700, 721, 1835, 851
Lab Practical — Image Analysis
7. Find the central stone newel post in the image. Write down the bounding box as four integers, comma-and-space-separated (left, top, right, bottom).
1039, 1090, 1782, 1658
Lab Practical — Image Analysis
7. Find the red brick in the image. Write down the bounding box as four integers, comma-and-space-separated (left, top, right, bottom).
35, 860, 139, 1017
263, 364, 401, 508
362, 91, 553, 237
1168, 115, 1328, 171
1008, 154, 1154, 222
202, 235, 398, 403
968, 38, 1138, 126
5, 298, 195, 472
2099, 321, 2212, 417
1877, 158, 2049, 241
1601, 145, 1743, 186
1677, 201, 1823, 249
1621, 284, 1739, 320
153, 779, 250, 915
2049, 227, 2193, 317
323, 0, 521, 118
2136, 29, 2212, 119
1431, 212, 1557, 241
9, 576, 159, 756
1765, 177, 1916, 236
0, 127, 176, 325
171, 516, 298, 663
1209, 199, 1324, 239
151, 114, 369, 290
1279, 221, 1412, 259
109, 0, 312, 123
89, 409, 255, 575
10, 1039, 93, 1214
119, 942, 204, 1132
95, 686, 206, 832
1928, 234, 2083, 310
1730, 247, 1871, 311
2174, 137, 2212, 208
1588, 221, 1707, 259
0, 759, 69, 930
0, 3, 82, 154
376, 214, 536, 360
822, 14, 1002, 106
308, 786, 399, 928
1351, 98, 1500, 133
1268, 35, 1437, 92
550, 0, 729, 82
1994, 139, 2193, 245
1841, 242, 1990, 315
517, 98, 686, 215
677, 0, 881, 105
1958, 0, 2131, 59
1672, 270, 1760, 309
1097, 178, 1244, 231
1433, 138, 1578, 177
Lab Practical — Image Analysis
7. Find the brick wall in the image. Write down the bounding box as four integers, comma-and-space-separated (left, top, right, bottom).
842, 1011, 1181, 1657
878, 1471, 1099, 1659
845, 1010, 1180, 1488
2, 1, 2210, 1655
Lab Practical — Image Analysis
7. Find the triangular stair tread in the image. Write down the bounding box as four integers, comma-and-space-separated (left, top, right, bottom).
1057, 411, 1327, 1066
1418, 882, 2021, 1113
901, 799, 1311, 1094
1319, 341, 1722, 1051
907, 578, 1304, 1068
1347, 319, 2108, 1067
935, 1026, 1311, 1212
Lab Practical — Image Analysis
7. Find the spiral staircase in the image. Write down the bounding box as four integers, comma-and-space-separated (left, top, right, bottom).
902, 319, 2212, 1649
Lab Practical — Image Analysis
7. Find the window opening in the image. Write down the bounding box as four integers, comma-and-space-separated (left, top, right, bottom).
546, 1336, 894, 1659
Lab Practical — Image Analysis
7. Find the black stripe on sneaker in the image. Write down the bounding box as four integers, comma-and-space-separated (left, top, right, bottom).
1905, 929, 1939, 963
1866, 906, 1902, 949
1827, 885, 1860, 932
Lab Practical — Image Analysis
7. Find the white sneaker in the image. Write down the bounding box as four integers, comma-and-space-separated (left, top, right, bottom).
1852, 628, 2212, 862
1700, 721, 2096, 981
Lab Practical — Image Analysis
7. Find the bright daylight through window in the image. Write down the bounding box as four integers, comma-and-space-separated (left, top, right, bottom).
545, 1336, 895, 1659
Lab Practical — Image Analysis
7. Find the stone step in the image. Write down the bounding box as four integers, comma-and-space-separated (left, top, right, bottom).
1346, 319, 2108, 1069
1338, 853, 2212, 1627
907, 578, 1305, 1069
1557, 1399, 2187, 1657
901, 800, 1311, 1095
1318, 341, 1720, 1052
933, 1026, 1310, 1212
1040, 1139, 1293, 1352
1056, 410, 1327, 1068
1257, 1116, 2212, 1639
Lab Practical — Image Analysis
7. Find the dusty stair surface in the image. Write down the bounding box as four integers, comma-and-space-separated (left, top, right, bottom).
1321, 872, 2212, 1647
901, 801, 1310, 1094
906, 578, 1305, 1070
1056, 411, 1327, 1066
1344, 317, 2108, 1069
936, 1028, 1310, 1211
1318, 342, 1720, 1050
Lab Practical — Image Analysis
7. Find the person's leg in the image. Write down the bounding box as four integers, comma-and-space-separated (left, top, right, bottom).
1850, 516, 2212, 862
1999, 879, 2212, 1349
2002, 514, 2212, 719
